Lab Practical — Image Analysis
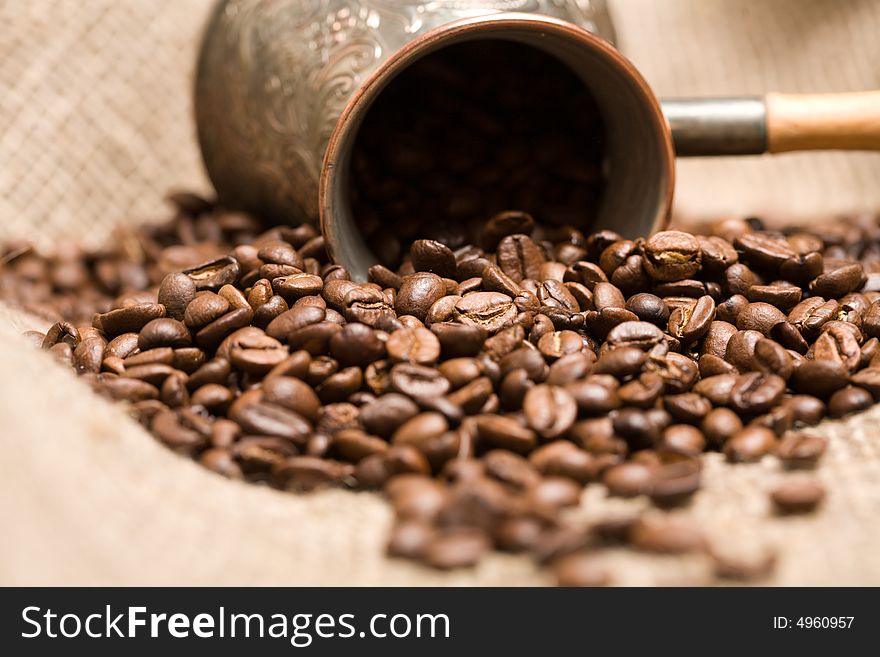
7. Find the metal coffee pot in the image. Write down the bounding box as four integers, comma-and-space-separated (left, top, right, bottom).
196, 0, 880, 279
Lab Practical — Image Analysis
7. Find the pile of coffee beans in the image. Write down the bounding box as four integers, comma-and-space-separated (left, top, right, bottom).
8, 197, 880, 585
350, 41, 604, 267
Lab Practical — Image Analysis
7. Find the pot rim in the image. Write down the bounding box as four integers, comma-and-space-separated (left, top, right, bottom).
320, 11, 674, 278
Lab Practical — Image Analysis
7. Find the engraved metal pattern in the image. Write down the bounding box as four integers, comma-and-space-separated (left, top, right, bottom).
195, 0, 615, 224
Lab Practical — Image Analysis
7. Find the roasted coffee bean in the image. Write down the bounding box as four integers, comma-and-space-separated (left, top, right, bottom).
605, 321, 664, 351
810, 322, 861, 372
183, 256, 241, 291
648, 459, 702, 505
386, 327, 441, 364
630, 518, 707, 554
522, 384, 577, 439
474, 415, 537, 454
94, 303, 166, 336
593, 346, 646, 379
612, 407, 660, 449
328, 322, 386, 367
827, 386, 873, 418
229, 398, 311, 445
602, 461, 654, 497
422, 528, 491, 569
617, 372, 664, 408
752, 338, 793, 379
344, 286, 393, 326
810, 263, 865, 298
746, 283, 802, 310
724, 426, 778, 462
158, 273, 197, 321
776, 432, 827, 468
663, 393, 711, 424
770, 477, 826, 513
273, 273, 324, 301
592, 282, 625, 311
789, 360, 849, 399
700, 321, 738, 359
736, 302, 786, 336
497, 234, 545, 282
453, 291, 517, 333
701, 407, 743, 447
697, 235, 738, 273
431, 322, 486, 357
723, 264, 760, 297
625, 292, 669, 326
642, 231, 701, 281
390, 363, 450, 398
410, 239, 457, 278
715, 293, 749, 324
668, 295, 715, 342
529, 442, 596, 484
262, 375, 321, 423
729, 372, 786, 415
138, 318, 191, 350
273, 456, 354, 492
724, 329, 763, 372
734, 232, 795, 270
333, 429, 389, 462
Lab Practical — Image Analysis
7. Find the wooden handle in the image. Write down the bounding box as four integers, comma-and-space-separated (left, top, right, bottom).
766, 91, 880, 153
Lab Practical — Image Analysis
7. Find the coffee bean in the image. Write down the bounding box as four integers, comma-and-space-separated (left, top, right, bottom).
827, 385, 873, 418
724, 426, 778, 462
497, 234, 545, 282
454, 291, 517, 333
602, 461, 654, 497
410, 239, 457, 278
94, 303, 166, 336
605, 321, 664, 351
668, 295, 715, 342
183, 256, 241, 291
790, 360, 849, 398
474, 415, 537, 454
422, 528, 490, 569
344, 286, 393, 326
229, 397, 311, 445
649, 458, 702, 505
158, 273, 197, 321
697, 235, 738, 273
630, 518, 706, 554
522, 384, 577, 439
810, 322, 861, 372
746, 283, 802, 310
734, 232, 795, 270
642, 231, 701, 281
729, 372, 786, 415
810, 263, 865, 298
390, 363, 450, 399
776, 432, 827, 468
529, 442, 596, 484
386, 327, 441, 364
770, 477, 825, 513
328, 322, 386, 367
736, 302, 786, 336
273, 456, 354, 492
273, 273, 324, 301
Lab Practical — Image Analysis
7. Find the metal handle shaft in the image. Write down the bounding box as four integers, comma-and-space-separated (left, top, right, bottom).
661, 97, 767, 156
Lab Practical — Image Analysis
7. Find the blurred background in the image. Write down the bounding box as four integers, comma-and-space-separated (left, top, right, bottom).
2, 0, 880, 248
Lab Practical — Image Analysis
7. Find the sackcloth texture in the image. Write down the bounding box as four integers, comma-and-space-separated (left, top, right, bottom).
1, 0, 879, 584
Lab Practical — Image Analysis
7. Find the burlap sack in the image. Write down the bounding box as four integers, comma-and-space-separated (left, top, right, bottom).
2, 0, 880, 585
